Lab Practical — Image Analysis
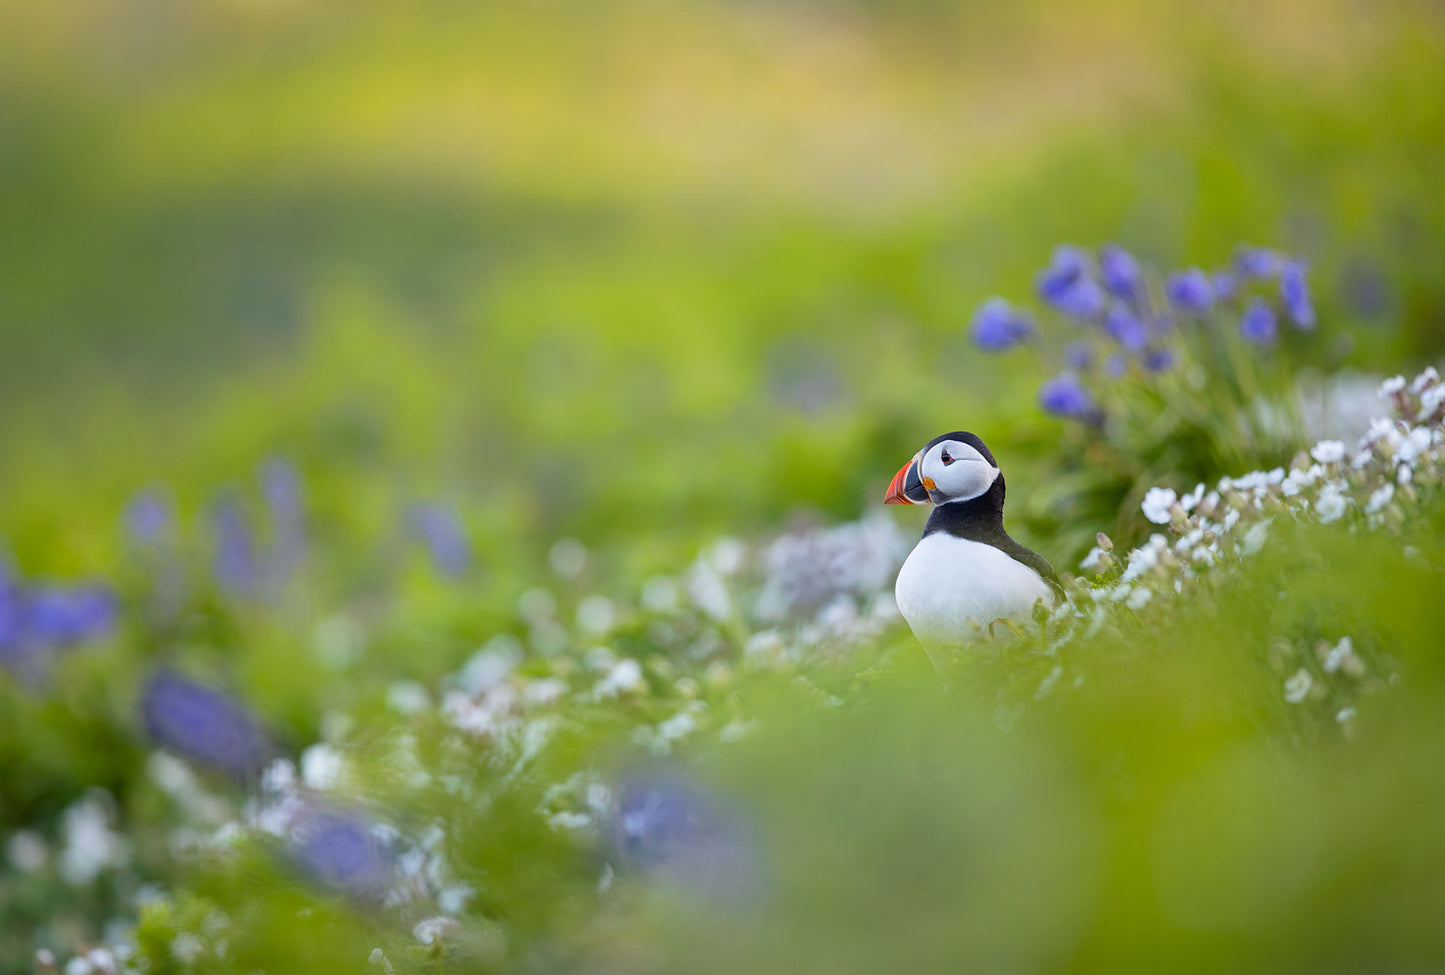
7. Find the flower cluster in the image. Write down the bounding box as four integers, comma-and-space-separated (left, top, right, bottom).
0, 562, 116, 681
972, 243, 1318, 422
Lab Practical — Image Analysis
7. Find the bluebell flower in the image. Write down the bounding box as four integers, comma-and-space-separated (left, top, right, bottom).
1103, 305, 1148, 353
1234, 245, 1281, 279
1280, 260, 1316, 329
1038, 373, 1096, 419
22, 586, 117, 646
211, 497, 260, 596
1105, 353, 1128, 379
1165, 268, 1214, 313
140, 670, 270, 776
614, 772, 757, 900
1037, 246, 1105, 319
293, 809, 394, 900
407, 504, 472, 577
1143, 348, 1175, 372
1212, 271, 1238, 302
261, 458, 306, 577
1063, 341, 1093, 370
970, 298, 1033, 351
124, 489, 173, 546
1099, 245, 1142, 300
1239, 299, 1277, 345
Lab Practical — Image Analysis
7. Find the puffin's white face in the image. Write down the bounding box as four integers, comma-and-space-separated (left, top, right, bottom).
917, 439, 1000, 503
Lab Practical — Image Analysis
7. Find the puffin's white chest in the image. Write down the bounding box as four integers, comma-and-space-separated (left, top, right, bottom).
895, 533, 1053, 652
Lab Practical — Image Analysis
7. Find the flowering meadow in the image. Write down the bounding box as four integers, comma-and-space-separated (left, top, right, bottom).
6, 2, 1445, 972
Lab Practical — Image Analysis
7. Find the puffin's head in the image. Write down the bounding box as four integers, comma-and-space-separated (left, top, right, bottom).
884, 431, 1001, 506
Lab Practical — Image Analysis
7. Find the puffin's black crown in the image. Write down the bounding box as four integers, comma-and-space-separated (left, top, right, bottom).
924, 431, 997, 468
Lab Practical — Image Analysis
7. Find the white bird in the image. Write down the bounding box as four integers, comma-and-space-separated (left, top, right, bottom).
885, 431, 1059, 665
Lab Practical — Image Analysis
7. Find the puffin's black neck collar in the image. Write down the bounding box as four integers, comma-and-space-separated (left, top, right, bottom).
922, 474, 1006, 541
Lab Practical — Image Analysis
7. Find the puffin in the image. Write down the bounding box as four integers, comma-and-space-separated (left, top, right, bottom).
885, 431, 1059, 660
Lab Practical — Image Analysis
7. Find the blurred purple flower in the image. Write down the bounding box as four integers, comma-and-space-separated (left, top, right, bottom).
1103, 305, 1148, 352
1143, 348, 1175, 372
614, 772, 757, 900
293, 809, 394, 899
1166, 269, 1214, 313
1099, 245, 1142, 300
1063, 341, 1093, 370
1105, 353, 1127, 379
970, 298, 1033, 351
140, 670, 269, 777
211, 497, 260, 596
1239, 299, 1278, 346
261, 458, 306, 577
407, 504, 472, 577
1037, 246, 1105, 319
1212, 271, 1238, 302
1234, 245, 1281, 279
124, 489, 173, 546
1281, 261, 1316, 329
1038, 373, 1096, 419
22, 586, 117, 646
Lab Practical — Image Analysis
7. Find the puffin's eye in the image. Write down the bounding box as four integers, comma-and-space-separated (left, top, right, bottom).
941, 451, 954, 466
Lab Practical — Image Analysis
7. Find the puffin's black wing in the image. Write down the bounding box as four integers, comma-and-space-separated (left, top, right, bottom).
995, 535, 1063, 596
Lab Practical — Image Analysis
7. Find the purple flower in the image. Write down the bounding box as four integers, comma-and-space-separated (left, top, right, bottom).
140, 670, 269, 776
124, 489, 173, 546
1239, 299, 1278, 345
1103, 305, 1148, 352
1143, 348, 1175, 372
293, 809, 394, 899
1212, 271, 1238, 302
1234, 245, 1281, 279
1063, 341, 1093, 370
1037, 246, 1105, 319
211, 497, 260, 596
1105, 353, 1128, 379
1099, 245, 1142, 300
1281, 260, 1316, 329
1166, 268, 1214, 313
22, 586, 117, 646
261, 458, 306, 578
407, 504, 472, 577
1038, 373, 1096, 419
970, 298, 1033, 351
614, 772, 757, 900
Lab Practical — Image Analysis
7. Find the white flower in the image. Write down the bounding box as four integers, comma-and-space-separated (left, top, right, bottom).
594, 658, 644, 697
1079, 546, 1107, 571
369, 948, 396, 974
1365, 483, 1395, 514
548, 811, 593, 830
1379, 375, 1406, 397
1323, 636, 1358, 674
1336, 707, 1356, 724
1397, 427, 1433, 464
1408, 366, 1439, 394
657, 710, 699, 741
1310, 440, 1346, 464
58, 792, 128, 886
687, 559, 732, 621
1125, 587, 1153, 610
1284, 669, 1313, 704
640, 575, 680, 613
707, 537, 748, 576
438, 883, 476, 915
576, 595, 617, 635
1315, 485, 1347, 524
1179, 484, 1206, 512
6, 830, 47, 873
413, 916, 457, 946
1241, 521, 1269, 555
1421, 384, 1445, 420
386, 680, 432, 715
300, 744, 343, 791
523, 678, 568, 707
1141, 487, 1177, 525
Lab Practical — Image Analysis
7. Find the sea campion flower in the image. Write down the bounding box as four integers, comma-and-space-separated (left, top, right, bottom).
1281, 261, 1316, 329
1099, 245, 1142, 300
140, 670, 270, 777
970, 298, 1033, 351
1239, 299, 1277, 345
1165, 268, 1214, 313
1039, 373, 1095, 420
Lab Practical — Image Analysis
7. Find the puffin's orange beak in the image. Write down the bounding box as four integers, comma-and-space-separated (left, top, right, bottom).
885, 452, 928, 505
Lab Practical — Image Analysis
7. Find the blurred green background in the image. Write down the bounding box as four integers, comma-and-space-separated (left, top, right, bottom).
3, 0, 1443, 582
